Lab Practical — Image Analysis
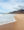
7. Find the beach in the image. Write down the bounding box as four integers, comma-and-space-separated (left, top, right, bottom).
0, 22, 16, 30
0, 14, 16, 30
0, 14, 16, 25
15, 14, 24, 30
0, 14, 24, 30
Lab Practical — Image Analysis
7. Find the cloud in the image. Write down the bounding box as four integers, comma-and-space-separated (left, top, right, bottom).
0, 0, 16, 13
16, 0, 24, 11
0, 0, 24, 13
0, 0, 8, 2
0, 9, 8, 13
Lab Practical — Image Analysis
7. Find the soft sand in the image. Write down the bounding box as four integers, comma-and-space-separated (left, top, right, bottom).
14, 14, 24, 30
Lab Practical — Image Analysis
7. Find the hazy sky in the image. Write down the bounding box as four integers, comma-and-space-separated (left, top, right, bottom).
16, 0, 24, 10
0, 0, 24, 13
0, 0, 16, 13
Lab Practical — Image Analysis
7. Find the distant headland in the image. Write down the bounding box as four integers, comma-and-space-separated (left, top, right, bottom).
8, 9, 24, 14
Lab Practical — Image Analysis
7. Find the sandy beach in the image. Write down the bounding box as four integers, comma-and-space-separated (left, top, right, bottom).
0, 22, 16, 30
15, 14, 24, 30
0, 14, 24, 30
0, 14, 16, 30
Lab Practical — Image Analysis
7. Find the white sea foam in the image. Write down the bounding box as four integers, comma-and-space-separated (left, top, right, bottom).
0, 14, 16, 25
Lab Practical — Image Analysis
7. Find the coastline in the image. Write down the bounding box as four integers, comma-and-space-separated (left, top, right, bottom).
0, 14, 16, 30
0, 14, 24, 30
0, 20, 16, 25
0, 17, 16, 30
0, 21, 16, 30
0, 14, 16, 25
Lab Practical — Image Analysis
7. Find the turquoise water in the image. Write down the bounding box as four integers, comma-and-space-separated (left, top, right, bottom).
0, 14, 16, 25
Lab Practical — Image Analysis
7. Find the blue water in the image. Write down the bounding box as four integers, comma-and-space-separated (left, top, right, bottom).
0, 14, 16, 25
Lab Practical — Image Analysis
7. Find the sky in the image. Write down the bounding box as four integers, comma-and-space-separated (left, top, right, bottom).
0, 0, 16, 13
16, 0, 24, 10
0, 0, 24, 13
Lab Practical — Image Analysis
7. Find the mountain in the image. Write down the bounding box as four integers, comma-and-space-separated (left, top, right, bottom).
8, 9, 24, 14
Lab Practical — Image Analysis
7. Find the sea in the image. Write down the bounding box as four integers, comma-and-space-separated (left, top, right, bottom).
0, 14, 16, 25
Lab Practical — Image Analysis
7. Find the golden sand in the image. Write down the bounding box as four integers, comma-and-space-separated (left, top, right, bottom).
0, 14, 24, 30
14, 14, 24, 30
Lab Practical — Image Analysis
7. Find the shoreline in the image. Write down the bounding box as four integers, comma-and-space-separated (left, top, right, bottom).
0, 17, 16, 26
0, 20, 16, 26
0, 14, 16, 30
0, 21, 16, 30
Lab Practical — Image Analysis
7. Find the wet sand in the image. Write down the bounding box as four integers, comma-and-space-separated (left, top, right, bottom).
0, 22, 16, 30
0, 14, 24, 30
0, 14, 16, 30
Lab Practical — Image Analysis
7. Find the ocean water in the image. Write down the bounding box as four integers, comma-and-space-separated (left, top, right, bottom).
0, 14, 16, 25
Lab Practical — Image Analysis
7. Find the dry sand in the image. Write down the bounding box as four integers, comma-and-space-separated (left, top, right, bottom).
0, 14, 24, 30
14, 14, 24, 30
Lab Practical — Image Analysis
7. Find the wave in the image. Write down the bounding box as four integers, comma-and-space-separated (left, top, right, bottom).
0, 14, 16, 25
